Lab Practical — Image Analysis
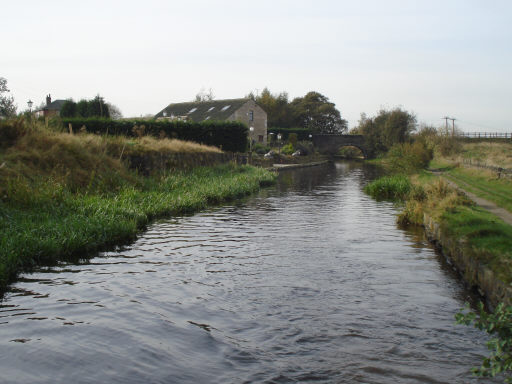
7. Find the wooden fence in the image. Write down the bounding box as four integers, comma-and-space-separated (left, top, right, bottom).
458, 132, 512, 139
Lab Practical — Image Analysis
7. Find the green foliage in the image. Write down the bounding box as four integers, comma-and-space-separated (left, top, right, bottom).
0, 164, 276, 291
268, 127, 313, 141
385, 142, 433, 174
250, 88, 294, 128
296, 141, 314, 156
288, 133, 298, 148
62, 118, 248, 153
290, 91, 347, 134
0, 77, 16, 118
252, 143, 270, 155
0, 119, 25, 148
249, 88, 347, 133
60, 100, 77, 118
60, 95, 110, 118
364, 175, 411, 201
354, 108, 417, 157
456, 302, 512, 383
281, 143, 294, 155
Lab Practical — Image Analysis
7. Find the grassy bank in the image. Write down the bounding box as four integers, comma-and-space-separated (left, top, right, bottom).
0, 120, 275, 291
430, 140, 512, 213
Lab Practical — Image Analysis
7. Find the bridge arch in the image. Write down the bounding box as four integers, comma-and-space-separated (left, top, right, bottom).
312, 134, 369, 159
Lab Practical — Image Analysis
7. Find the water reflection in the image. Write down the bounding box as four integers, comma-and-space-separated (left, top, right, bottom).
0, 162, 496, 383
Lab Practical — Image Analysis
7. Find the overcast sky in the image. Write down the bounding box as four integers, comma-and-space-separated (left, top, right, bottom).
2, 0, 511, 131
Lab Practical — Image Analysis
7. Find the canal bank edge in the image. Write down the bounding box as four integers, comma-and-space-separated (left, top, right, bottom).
423, 213, 512, 307
269, 160, 330, 172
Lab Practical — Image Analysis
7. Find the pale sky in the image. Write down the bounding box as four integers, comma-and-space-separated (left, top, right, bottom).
2, 0, 511, 132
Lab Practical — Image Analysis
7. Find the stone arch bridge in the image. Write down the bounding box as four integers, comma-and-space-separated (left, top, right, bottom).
312, 134, 369, 159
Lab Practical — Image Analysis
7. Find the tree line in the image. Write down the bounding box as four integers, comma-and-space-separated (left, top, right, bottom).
247, 88, 348, 134
60, 95, 123, 119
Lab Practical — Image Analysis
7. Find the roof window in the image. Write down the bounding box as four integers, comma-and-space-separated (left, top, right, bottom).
221, 105, 230, 111
188, 107, 198, 114
207, 107, 215, 112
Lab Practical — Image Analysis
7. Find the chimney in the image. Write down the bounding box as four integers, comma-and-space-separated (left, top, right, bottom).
46, 94, 51, 106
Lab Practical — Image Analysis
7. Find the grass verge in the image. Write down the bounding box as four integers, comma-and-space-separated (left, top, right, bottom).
0, 119, 276, 292
0, 164, 275, 291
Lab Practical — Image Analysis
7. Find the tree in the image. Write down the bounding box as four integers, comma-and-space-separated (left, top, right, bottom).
106, 103, 122, 119
353, 107, 416, 157
254, 88, 294, 128
76, 100, 89, 117
87, 95, 110, 118
290, 91, 347, 134
67, 96, 110, 118
195, 87, 215, 102
60, 100, 77, 118
0, 77, 16, 118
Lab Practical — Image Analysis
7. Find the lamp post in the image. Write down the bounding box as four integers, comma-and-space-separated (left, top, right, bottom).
249, 126, 254, 164
277, 133, 282, 162
27, 100, 33, 123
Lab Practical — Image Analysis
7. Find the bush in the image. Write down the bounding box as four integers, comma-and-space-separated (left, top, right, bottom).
253, 143, 269, 155
62, 118, 248, 153
0, 118, 26, 148
281, 143, 294, 155
296, 141, 314, 156
456, 302, 512, 383
364, 175, 411, 201
386, 142, 433, 173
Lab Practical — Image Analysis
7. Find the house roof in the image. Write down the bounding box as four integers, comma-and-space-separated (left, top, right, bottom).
42, 99, 67, 111
155, 98, 251, 121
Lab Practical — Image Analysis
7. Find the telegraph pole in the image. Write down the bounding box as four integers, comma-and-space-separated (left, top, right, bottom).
449, 117, 456, 137
443, 116, 449, 131
442, 116, 456, 136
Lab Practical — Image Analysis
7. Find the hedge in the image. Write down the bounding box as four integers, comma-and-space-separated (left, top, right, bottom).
62, 118, 248, 153
268, 127, 313, 141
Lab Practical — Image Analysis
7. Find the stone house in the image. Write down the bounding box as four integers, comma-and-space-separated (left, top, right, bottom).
155, 98, 267, 146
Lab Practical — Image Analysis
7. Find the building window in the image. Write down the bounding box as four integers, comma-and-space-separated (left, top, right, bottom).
258, 135, 263, 143
249, 110, 254, 121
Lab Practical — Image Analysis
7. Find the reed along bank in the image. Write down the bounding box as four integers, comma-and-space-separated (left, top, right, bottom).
0, 120, 275, 292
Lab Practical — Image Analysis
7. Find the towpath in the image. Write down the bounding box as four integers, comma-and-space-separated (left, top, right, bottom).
431, 170, 512, 226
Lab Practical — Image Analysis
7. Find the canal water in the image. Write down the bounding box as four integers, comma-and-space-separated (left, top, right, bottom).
0, 162, 497, 383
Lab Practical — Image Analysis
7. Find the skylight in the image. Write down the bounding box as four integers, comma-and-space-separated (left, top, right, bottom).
204, 116, 210, 120
221, 105, 230, 111
188, 107, 197, 114
207, 107, 215, 112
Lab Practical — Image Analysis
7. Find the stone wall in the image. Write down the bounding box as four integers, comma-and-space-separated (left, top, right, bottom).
230, 100, 267, 146
126, 152, 248, 175
423, 213, 512, 307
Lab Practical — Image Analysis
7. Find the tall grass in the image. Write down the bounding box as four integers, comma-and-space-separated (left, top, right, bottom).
0, 119, 276, 291
364, 175, 411, 201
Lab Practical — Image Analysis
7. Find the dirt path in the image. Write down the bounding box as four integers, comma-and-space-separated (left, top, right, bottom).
437, 173, 512, 226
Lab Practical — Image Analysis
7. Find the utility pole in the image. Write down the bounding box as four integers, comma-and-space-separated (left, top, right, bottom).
442, 116, 456, 136
443, 116, 449, 131
449, 117, 456, 137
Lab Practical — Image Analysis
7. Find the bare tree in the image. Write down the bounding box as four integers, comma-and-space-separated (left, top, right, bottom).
194, 87, 215, 102
106, 103, 123, 120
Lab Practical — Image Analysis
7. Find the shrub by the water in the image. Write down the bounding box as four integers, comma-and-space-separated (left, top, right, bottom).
385, 142, 433, 174
364, 175, 411, 201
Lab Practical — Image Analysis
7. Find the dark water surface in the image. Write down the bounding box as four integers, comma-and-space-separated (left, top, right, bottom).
0, 162, 495, 383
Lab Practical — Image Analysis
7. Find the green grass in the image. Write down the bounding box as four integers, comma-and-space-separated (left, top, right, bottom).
443, 168, 512, 213
364, 174, 411, 201
441, 204, 512, 284
0, 164, 275, 291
